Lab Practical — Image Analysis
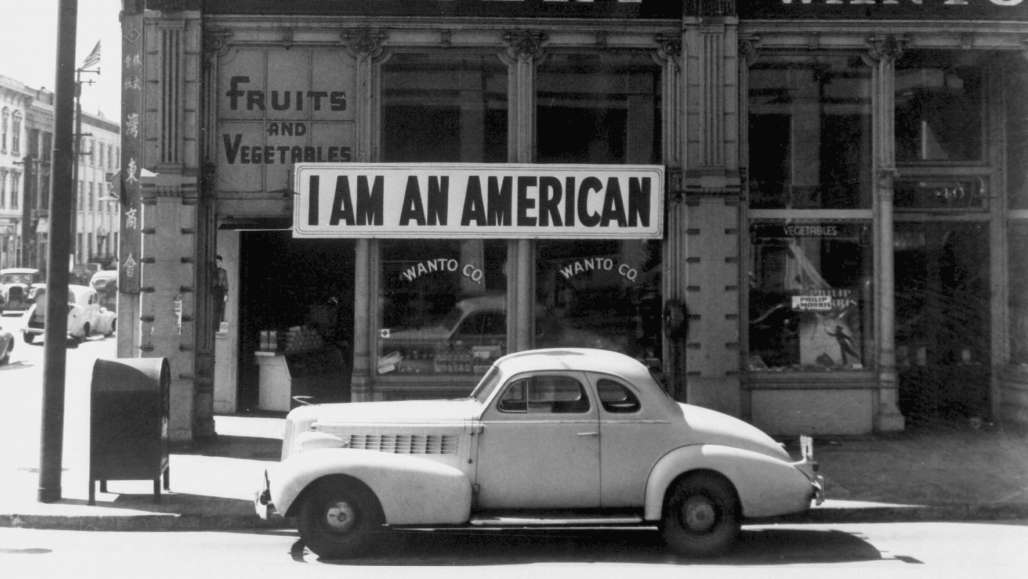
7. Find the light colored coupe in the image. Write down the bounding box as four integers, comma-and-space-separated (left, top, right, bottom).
256, 348, 823, 559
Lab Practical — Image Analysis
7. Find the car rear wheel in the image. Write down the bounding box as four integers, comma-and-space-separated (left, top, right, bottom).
298, 478, 383, 560
660, 471, 741, 558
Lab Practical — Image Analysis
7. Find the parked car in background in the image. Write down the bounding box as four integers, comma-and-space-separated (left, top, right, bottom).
22, 284, 116, 344
89, 269, 118, 312
256, 348, 824, 559
0, 268, 44, 313
0, 323, 13, 364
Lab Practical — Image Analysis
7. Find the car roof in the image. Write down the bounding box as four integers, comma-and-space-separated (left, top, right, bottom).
456, 293, 505, 312
1, 268, 40, 274
495, 347, 654, 382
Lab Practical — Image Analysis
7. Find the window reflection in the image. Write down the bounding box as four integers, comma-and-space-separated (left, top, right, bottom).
535, 240, 662, 363
382, 52, 507, 163
537, 52, 661, 164
377, 240, 508, 376
748, 55, 872, 209
895, 51, 984, 163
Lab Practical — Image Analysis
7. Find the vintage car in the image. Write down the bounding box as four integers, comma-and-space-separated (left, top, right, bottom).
380, 294, 628, 374
89, 269, 118, 312
22, 284, 117, 344
0, 323, 13, 365
256, 348, 823, 559
0, 268, 44, 313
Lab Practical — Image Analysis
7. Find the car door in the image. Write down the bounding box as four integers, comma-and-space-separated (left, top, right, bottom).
473, 372, 600, 509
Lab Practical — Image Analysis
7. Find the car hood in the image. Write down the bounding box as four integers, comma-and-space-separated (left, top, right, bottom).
292, 398, 482, 428
678, 403, 791, 461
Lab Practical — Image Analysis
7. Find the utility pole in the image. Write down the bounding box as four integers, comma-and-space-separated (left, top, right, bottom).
39, 0, 78, 503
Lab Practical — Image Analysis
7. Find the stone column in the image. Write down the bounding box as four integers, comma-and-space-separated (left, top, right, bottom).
680, 13, 743, 415
866, 35, 906, 432
502, 31, 546, 352
343, 29, 386, 402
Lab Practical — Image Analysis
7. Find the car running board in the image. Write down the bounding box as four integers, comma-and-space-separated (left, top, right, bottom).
469, 514, 645, 527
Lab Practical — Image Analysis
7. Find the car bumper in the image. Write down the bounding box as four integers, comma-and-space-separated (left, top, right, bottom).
254, 470, 279, 520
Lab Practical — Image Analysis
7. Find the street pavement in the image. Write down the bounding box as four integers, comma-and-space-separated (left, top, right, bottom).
1, 312, 1027, 531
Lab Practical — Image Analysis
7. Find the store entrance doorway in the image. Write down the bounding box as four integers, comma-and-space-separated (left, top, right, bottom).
894, 222, 990, 425
238, 231, 355, 412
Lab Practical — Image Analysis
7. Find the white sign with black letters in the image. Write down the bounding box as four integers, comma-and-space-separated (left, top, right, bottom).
293, 163, 665, 239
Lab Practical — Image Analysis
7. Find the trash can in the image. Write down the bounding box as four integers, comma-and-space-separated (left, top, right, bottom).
89, 357, 170, 505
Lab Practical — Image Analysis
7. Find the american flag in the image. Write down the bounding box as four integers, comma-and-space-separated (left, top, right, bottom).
81, 40, 101, 69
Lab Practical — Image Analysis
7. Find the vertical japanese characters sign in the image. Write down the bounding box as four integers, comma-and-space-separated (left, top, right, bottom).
216, 47, 357, 193
119, 10, 143, 294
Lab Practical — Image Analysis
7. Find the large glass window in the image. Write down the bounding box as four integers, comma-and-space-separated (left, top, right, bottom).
748, 55, 872, 209
536, 52, 661, 164
378, 52, 509, 377
534, 52, 663, 366
895, 51, 984, 164
382, 52, 507, 163
1006, 56, 1028, 210
1010, 224, 1028, 365
377, 240, 508, 376
535, 239, 662, 362
748, 221, 873, 372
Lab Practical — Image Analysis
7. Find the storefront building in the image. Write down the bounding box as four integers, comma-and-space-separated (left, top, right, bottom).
123, 0, 1028, 442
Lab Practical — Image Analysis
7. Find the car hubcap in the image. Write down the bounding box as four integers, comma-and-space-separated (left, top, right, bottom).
324, 500, 357, 533
681, 496, 717, 533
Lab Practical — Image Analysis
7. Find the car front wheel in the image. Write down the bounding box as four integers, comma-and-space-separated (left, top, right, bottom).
298, 478, 383, 560
660, 471, 741, 558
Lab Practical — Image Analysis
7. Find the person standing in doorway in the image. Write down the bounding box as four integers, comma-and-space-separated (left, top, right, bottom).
213, 254, 228, 326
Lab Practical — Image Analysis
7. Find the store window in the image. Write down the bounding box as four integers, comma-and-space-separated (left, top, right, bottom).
534, 53, 663, 364
1006, 57, 1028, 210
748, 54, 872, 209
378, 240, 508, 376
537, 52, 661, 164
378, 52, 510, 377
1011, 224, 1028, 365
748, 221, 873, 372
895, 51, 984, 164
536, 239, 662, 362
382, 52, 507, 163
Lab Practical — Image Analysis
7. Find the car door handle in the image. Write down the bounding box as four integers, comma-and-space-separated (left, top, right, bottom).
577, 431, 599, 437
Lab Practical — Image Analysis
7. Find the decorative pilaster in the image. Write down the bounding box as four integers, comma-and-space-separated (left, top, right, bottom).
341, 28, 388, 401
502, 31, 547, 353
680, 14, 742, 414
866, 35, 906, 432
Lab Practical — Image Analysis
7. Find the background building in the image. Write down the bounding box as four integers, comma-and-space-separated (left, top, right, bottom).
0, 73, 119, 277
125, 0, 1028, 443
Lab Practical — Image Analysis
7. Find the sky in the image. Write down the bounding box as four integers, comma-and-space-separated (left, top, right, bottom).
0, 0, 122, 120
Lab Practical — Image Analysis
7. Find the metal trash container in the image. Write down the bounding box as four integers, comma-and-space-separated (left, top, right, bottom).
89, 357, 170, 505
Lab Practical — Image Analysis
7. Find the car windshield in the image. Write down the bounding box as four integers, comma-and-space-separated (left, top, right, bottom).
468, 365, 504, 403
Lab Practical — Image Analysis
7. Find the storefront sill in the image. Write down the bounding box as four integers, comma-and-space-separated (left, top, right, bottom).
744, 371, 877, 390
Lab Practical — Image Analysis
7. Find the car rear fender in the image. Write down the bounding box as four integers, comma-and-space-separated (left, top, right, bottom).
272, 448, 472, 525
644, 444, 814, 520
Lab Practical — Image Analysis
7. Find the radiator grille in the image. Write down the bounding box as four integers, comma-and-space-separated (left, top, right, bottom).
346, 434, 457, 455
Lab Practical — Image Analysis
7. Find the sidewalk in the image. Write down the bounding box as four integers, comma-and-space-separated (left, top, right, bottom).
1, 415, 1026, 531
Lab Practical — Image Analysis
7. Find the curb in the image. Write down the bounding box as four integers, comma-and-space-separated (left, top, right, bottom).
5, 504, 1028, 532
0, 512, 292, 532
761, 502, 1028, 525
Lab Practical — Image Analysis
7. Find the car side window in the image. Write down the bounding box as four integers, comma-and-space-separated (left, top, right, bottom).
456, 311, 506, 338
597, 378, 641, 414
497, 375, 590, 414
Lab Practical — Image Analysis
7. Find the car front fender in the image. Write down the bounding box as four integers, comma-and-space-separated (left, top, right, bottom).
644, 444, 816, 521
270, 448, 472, 525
